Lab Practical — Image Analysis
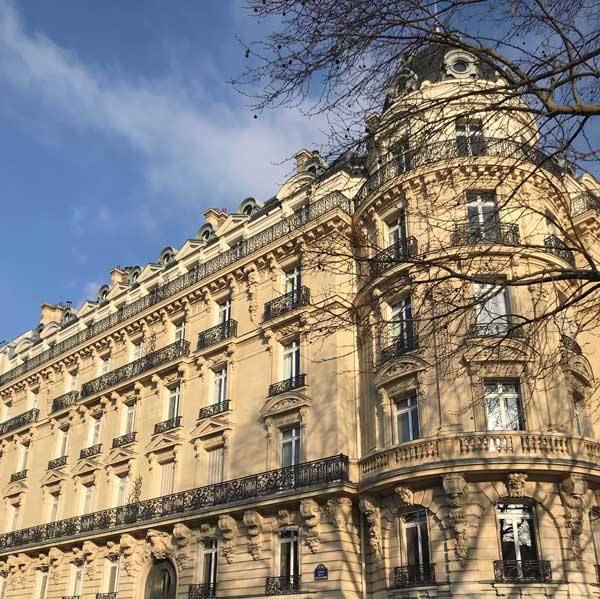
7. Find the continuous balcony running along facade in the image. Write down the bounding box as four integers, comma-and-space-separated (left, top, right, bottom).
0, 43, 600, 599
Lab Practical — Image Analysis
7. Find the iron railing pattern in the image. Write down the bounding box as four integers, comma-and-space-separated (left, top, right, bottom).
561, 334, 583, 356
572, 192, 600, 216
0, 454, 348, 551
188, 583, 216, 598
544, 234, 575, 266
80, 444, 102, 459
154, 416, 182, 435
265, 575, 301, 595
263, 287, 310, 321
355, 137, 564, 207
380, 335, 418, 364
268, 374, 306, 397
96, 594, 117, 599
51, 391, 80, 413
48, 455, 68, 470
467, 322, 524, 338
197, 321, 237, 350
0, 192, 351, 390
81, 340, 190, 398
493, 560, 551, 583
10, 470, 27, 483
451, 223, 520, 246
112, 432, 137, 448
371, 237, 418, 278
596, 564, 600, 584
198, 400, 230, 420
0, 408, 39, 436
391, 564, 436, 588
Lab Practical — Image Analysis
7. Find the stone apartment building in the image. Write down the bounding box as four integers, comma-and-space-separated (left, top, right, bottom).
0, 46, 599, 599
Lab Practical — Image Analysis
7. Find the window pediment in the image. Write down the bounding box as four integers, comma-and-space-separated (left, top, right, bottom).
71, 457, 102, 478
144, 430, 183, 457
562, 355, 594, 391
374, 356, 427, 389
103, 446, 136, 468
190, 417, 232, 443
4, 480, 27, 498
259, 391, 311, 420
40, 469, 67, 488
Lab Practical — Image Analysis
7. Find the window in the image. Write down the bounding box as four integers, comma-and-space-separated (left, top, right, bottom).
160, 461, 176, 495
69, 371, 78, 391
18, 443, 29, 471
123, 403, 137, 435
8, 503, 20, 532
89, 416, 102, 446
57, 428, 69, 458
48, 493, 60, 522
100, 356, 111, 375
394, 395, 420, 443
282, 340, 300, 381
202, 539, 218, 587
0, 575, 6, 599
466, 191, 499, 241
387, 211, 407, 248
401, 510, 431, 570
456, 119, 485, 156
2, 403, 11, 422
212, 366, 228, 405
218, 299, 232, 324
174, 320, 186, 342
390, 298, 414, 348
207, 447, 224, 485
474, 283, 510, 335
284, 266, 302, 295
281, 426, 301, 468
36, 571, 49, 599
591, 512, 600, 566
106, 559, 120, 593
574, 393, 586, 436
392, 138, 412, 173
71, 565, 84, 596
484, 381, 524, 431
496, 503, 539, 563
30, 389, 39, 410
279, 530, 300, 583
167, 384, 181, 420
132, 340, 144, 361
115, 475, 129, 506
81, 484, 94, 514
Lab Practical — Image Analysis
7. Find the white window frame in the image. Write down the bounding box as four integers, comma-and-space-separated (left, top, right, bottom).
474, 283, 510, 334
393, 395, 420, 444
57, 428, 69, 458
48, 493, 60, 522
218, 299, 232, 324
69, 371, 79, 391
284, 266, 302, 294
281, 426, 301, 468
390, 297, 413, 345
282, 340, 300, 380
123, 402, 137, 435
387, 211, 407, 247
81, 484, 95, 514
484, 380, 524, 431
160, 461, 176, 496
132, 340, 144, 361
174, 320, 186, 342
202, 539, 218, 585
167, 384, 181, 420
207, 447, 225, 485
401, 509, 431, 567
212, 365, 228, 405
0, 575, 7, 599
279, 529, 300, 579
36, 570, 49, 599
71, 564, 84, 596
105, 558, 120, 593
19, 443, 30, 471
114, 475, 129, 507
100, 355, 111, 375
9, 503, 20, 532
89, 416, 102, 447
496, 502, 539, 562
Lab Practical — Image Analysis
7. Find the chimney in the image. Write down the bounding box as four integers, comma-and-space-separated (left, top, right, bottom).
110, 267, 129, 287
40, 304, 63, 326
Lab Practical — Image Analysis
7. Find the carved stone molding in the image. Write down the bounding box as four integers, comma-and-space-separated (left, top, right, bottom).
146, 529, 174, 560
300, 499, 322, 553
506, 472, 528, 498
48, 547, 64, 584
118, 534, 143, 576
560, 474, 589, 561
243, 510, 264, 560
394, 484, 414, 507
358, 496, 383, 570
442, 473, 469, 565
325, 497, 353, 529
218, 515, 238, 564
172, 523, 193, 569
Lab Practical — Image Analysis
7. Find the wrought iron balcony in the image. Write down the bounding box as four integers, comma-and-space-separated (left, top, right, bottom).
51, 391, 80, 413
0, 192, 351, 391
81, 340, 190, 398
263, 287, 310, 321
371, 237, 418, 278
96, 594, 117, 599
355, 137, 565, 207
80, 444, 102, 459
189, 583, 216, 599
493, 560, 551, 583
380, 335, 417, 364
154, 416, 182, 435
390, 564, 436, 588
268, 374, 306, 397
561, 334, 582, 356
62, 596, 80, 599
544, 234, 575, 266
48, 455, 68, 470
467, 322, 524, 338
451, 222, 520, 246
112, 432, 137, 448
198, 400, 230, 420
0, 408, 39, 437
265, 575, 301, 595
572, 191, 600, 216
596, 564, 600, 584
10, 470, 28, 483
197, 320, 237, 350
0, 454, 348, 551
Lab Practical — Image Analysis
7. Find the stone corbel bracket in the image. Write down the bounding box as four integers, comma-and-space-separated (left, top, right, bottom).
243, 510, 264, 560
300, 499, 322, 553
560, 474, 588, 561
359, 495, 384, 570
442, 473, 469, 565
218, 515, 238, 564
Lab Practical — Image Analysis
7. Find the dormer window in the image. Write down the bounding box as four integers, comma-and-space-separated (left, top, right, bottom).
444, 50, 478, 79
97, 285, 110, 304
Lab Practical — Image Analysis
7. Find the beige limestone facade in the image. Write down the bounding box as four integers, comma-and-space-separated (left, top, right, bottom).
1, 46, 600, 599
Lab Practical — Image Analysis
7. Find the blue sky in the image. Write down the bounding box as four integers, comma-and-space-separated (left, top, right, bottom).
0, 0, 325, 343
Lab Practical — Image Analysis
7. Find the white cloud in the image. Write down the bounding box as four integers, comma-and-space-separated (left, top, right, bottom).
0, 1, 325, 208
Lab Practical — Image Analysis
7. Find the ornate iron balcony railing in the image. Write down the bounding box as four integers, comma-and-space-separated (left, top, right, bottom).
493, 560, 551, 583
390, 564, 436, 588
188, 583, 216, 599
263, 287, 310, 321
51, 391, 80, 413
48, 455, 68, 470
197, 320, 237, 350
451, 222, 520, 246
572, 191, 600, 216
544, 234, 575, 266
268, 374, 306, 397
10, 470, 27, 483
371, 237, 418, 278
80, 444, 102, 459
0, 454, 348, 552
81, 340, 190, 398
265, 575, 301, 595
198, 400, 230, 420
467, 322, 524, 339
0, 192, 351, 390
112, 432, 137, 448
561, 334, 582, 356
0, 408, 39, 437
154, 416, 182, 435
355, 137, 565, 207
96, 594, 117, 599
380, 335, 418, 364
